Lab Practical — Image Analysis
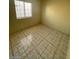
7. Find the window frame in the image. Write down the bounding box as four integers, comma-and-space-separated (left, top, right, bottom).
14, 0, 32, 19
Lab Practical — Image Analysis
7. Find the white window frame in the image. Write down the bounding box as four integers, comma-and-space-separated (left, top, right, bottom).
15, 0, 32, 19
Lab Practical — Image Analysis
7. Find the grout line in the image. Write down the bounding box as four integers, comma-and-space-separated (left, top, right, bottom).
10, 25, 69, 59
38, 30, 69, 55
40, 43, 49, 55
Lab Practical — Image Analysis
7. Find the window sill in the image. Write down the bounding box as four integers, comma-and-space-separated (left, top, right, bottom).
16, 17, 32, 20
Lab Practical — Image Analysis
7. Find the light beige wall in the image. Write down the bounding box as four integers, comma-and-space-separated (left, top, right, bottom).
41, 0, 70, 35
9, 0, 41, 34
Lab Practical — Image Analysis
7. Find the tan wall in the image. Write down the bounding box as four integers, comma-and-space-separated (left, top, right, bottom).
66, 41, 70, 59
9, 0, 41, 34
41, 0, 70, 35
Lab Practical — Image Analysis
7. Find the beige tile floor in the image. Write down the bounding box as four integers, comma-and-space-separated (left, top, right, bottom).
9, 24, 69, 59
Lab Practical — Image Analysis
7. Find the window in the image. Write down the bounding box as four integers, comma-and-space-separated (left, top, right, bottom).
15, 0, 32, 19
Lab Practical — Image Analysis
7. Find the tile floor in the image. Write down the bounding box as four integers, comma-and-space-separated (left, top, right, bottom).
9, 24, 69, 59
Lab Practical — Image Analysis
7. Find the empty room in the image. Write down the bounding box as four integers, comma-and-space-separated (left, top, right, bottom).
9, 0, 70, 59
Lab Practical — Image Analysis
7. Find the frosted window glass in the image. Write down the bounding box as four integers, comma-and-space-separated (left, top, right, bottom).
25, 2, 32, 17
15, 0, 32, 19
